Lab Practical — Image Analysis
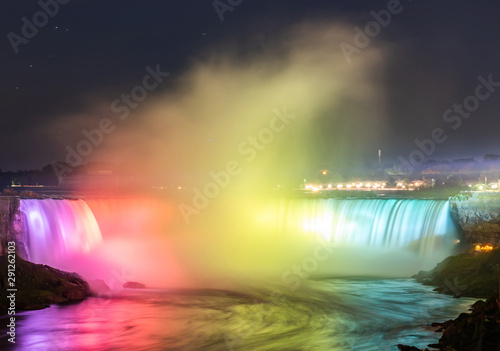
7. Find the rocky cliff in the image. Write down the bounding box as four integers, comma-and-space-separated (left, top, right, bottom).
0, 197, 28, 259
449, 192, 500, 246
0, 255, 91, 311
398, 293, 500, 351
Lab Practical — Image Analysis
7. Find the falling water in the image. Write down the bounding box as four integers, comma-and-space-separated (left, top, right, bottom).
18, 197, 460, 281
271, 198, 457, 252
19, 199, 102, 266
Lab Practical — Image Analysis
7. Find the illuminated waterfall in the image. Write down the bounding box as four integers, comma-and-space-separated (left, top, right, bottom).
265, 198, 458, 255
18, 197, 459, 280
20, 199, 102, 264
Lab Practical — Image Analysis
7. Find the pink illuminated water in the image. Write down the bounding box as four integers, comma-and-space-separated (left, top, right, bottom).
20, 199, 102, 266
19, 197, 191, 289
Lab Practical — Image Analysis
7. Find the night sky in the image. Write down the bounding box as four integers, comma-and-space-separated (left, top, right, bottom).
1, 0, 499, 174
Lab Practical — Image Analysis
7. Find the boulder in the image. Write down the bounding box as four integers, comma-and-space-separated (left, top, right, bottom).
87, 279, 111, 295
123, 281, 146, 289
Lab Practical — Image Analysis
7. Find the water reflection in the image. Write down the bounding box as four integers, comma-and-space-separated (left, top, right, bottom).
1, 279, 475, 351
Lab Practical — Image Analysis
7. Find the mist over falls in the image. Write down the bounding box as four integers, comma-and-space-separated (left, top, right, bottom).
19, 198, 460, 288
46, 23, 386, 186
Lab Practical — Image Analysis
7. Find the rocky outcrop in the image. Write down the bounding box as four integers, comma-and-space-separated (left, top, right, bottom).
123, 281, 146, 289
407, 249, 500, 351
430, 294, 500, 351
88, 279, 110, 295
449, 192, 500, 246
0, 197, 28, 259
413, 248, 500, 298
0, 255, 91, 311
398, 294, 500, 351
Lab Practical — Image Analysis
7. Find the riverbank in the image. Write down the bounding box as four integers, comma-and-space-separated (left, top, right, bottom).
400, 248, 500, 350
398, 293, 500, 351
0, 255, 90, 311
429, 293, 500, 350
413, 248, 500, 298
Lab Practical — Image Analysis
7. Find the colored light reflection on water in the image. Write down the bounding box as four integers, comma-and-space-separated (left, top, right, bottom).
1, 279, 475, 351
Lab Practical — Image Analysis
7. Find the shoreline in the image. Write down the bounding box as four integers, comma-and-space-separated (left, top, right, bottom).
0, 255, 90, 313
400, 248, 500, 350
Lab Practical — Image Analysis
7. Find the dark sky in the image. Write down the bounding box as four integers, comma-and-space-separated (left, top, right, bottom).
1, 0, 499, 172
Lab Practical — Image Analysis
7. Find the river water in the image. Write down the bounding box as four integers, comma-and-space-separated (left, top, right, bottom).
1, 278, 475, 351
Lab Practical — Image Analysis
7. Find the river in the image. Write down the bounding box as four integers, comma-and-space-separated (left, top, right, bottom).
1, 278, 475, 351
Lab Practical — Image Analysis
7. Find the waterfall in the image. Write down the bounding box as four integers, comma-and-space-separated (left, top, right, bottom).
305, 199, 453, 249
18, 197, 460, 279
20, 199, 102, 265
257, 198, 459, 255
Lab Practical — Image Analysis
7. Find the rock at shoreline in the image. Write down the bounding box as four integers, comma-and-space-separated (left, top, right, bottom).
413, 248, 500, 298
407, 249, 500, 350
0, 255, 90, 311
398, 294, 500, 350
433, 293, 500, 350
87, 279, 111, 295
123, 281, 146, 289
